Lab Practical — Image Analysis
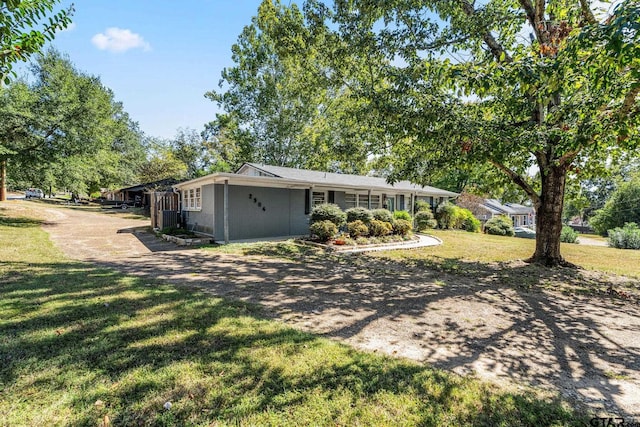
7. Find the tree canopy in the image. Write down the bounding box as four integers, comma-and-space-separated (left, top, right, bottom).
0, 49, 144, 197
207, 0, 374, 174
1, 0, 73, 84
299, 0, 640, 265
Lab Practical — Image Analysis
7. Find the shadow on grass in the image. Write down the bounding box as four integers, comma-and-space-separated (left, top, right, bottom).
0, 260, 584, 426
0, 214, 44, 228
84, 241, 640, 419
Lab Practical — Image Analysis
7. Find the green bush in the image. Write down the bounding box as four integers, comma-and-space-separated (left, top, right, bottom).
347, 220, 369, 238
415, 210, 438, 231
309, 220, 338, 242
608, 222, 640, 249
369, 219, 393, 237
346, 207, 373, 224
393, 210, 412, 221
560, 226, 579, 244
459, 208, 481, 233
484, 215, 515, 236
436, 202, 459, 229
414, 199, 431, 213
371, 208, 394, 223
591, 178, 640, 235
393, 219, 413, 236
310, 204, 346, 227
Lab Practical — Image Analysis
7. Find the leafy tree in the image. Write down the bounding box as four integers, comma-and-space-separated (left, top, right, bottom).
207, 0, 371, 173
563, 156, 640, 223
590, 175, 640, 235
1, 0, 73, 84
1, 49, 144, 198
310, 0, 640, 266
136, 136, 188, 184
170, 127, 212, 179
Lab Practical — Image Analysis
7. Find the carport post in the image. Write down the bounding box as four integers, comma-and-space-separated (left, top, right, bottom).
224, 179, 229, 244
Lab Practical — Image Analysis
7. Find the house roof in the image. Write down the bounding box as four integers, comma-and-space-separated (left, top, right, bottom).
174, 163, 458, 197
483, 199, 534, 215
238, 163, 459, 197
118, 178, 180, 193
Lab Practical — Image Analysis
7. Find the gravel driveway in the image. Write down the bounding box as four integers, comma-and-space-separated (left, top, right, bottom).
36, 204, 640, 417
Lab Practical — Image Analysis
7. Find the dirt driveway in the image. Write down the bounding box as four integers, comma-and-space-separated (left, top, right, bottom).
36, 204, 640, 417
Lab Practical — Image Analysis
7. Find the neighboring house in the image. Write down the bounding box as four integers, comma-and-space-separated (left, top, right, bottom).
172, 163, 458, 242
106, 179, 179, 208
480, 199, 536, 227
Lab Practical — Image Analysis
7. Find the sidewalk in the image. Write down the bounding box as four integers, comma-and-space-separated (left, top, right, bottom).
334, 233, 442, 254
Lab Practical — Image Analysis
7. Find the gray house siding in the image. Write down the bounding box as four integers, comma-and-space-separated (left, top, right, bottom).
333, 191, 346, 210
213, 185, 309, 241
182, 184, 215, 234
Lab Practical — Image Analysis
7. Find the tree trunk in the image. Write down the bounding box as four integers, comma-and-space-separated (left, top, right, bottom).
0, 159, 6, 202
527, 164, 571, 266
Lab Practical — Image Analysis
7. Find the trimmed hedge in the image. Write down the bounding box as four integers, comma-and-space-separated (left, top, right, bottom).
393, 219, 413, 236
484, 215, 515, 236
371, 208, 394, 223
415, 210, 437, 231
346, 207, 373, 224
347, 220, 369, 238
608, 222, 640, 249
393, 210, 412, 221
310, 220, 338, 242
310, 204, 346, 227
560, 226, 579, 244
369, 219, 393, 237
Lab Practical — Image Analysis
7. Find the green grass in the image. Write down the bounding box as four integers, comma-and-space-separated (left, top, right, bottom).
388, 230, 640, 278
0, 209, 586, 426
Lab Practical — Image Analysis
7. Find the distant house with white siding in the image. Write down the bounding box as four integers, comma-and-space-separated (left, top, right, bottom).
480, 199, 536, 227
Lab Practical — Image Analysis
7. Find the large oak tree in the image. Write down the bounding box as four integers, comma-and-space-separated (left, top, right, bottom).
0, 50, 144, 197
308, 0, 640, 265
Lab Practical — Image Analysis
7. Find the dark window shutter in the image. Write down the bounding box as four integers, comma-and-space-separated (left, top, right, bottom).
305, 189, 310, 214
328, 191, 335, 204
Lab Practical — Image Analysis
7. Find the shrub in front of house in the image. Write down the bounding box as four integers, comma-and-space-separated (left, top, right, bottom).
459, 208, 481, 233
560, 226, 579, 244
608, 222, 640, 249
414, 200, 431, 213
393, 219, 413, 236
371, 208, 394, 224
347, 220, 369, 238
415, 210, 438, 231
484, 215, 515, 236
393, 210, 412, 221
436, 202, 459, 229
346, 207, 373, 224
309, 220, 338, 242
369, 219, 393, 237
310, 204, 346, 227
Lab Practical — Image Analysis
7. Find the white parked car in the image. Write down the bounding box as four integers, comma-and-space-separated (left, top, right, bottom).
25, 188, 44, 199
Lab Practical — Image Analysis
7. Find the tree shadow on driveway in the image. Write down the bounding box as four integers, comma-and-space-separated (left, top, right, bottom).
85, 238, 640, 417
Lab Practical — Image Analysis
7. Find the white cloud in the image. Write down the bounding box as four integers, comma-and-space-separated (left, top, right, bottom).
91, 27, 151, 53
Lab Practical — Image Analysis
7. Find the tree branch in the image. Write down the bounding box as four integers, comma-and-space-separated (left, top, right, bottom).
618, 84, 640, 120
578, 0, 597, 25
459, 0, 512, 63
490, 159, 540, 206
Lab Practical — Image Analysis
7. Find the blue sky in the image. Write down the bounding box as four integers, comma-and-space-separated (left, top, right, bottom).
44, 0, 269, 139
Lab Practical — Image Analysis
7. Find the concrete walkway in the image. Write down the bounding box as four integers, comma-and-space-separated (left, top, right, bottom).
335, 233, 441, 254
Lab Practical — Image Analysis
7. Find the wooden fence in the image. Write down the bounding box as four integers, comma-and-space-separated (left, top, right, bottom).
149, 192, 179, 230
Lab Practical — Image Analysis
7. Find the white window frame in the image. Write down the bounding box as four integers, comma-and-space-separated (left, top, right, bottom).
182, 187, 202, 211
312, 191, 326, 207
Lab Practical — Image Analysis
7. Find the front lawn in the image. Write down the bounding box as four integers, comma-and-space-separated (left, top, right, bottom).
377, 230, 640, 278
0, 207, 585, 426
